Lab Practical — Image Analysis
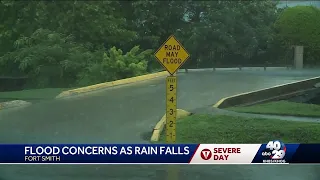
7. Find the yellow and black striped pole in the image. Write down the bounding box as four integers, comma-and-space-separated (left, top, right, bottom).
166, 75, 177, 143
166, 73, 179, 180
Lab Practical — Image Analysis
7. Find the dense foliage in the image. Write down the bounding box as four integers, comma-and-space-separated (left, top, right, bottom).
275, 6, 320, 65
0, 1, 319, 89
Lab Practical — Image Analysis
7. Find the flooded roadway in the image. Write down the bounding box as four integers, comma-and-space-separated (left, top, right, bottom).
0, 69, 319, 180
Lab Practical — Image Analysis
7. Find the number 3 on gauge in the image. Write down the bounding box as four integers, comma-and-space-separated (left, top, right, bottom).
169, 108, 174, 115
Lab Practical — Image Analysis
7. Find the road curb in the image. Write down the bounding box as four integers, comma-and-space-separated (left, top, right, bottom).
0, 100, 31, 111
178, 67, 289, 72
213, 76, 320, 108
150, 109, 192, 142
56, 71, 169, 99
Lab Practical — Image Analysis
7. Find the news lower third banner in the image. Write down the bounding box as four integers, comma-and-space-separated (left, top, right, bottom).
0, 143, 319, 164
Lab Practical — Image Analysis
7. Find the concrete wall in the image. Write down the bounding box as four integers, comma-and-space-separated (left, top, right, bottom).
214, 76, 320, 108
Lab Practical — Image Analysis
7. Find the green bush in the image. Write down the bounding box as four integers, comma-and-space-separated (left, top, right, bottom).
76, 46, 152, 86
0, 28, 153, 88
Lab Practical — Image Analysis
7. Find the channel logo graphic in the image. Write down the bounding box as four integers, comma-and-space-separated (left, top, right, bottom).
262, 140, 286, 163
200, 149, 212, 160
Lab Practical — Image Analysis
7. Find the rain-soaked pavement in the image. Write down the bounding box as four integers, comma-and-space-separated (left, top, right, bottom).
0, 69, 320, 180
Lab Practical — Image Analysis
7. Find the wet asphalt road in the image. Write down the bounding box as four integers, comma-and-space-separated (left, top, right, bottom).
0, 69, 319, 180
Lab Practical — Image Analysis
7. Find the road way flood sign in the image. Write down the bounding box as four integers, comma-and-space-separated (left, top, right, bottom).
155, 35, 190, 75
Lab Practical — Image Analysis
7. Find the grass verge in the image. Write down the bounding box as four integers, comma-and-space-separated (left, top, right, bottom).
160, 114, 320, 143
227, 100, 320, 117
0, 88, 70, 102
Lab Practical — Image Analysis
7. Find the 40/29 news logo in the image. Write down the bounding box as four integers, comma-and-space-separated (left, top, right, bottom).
261, 140, 286, 163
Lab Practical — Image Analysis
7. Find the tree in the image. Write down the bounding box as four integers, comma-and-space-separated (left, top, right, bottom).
275, 6, 320, 47
0, 0, 292, 89
274, 6, 320, 65
121, 0, 188, 70
178, 0, 279, 67
0, 29, 94, 88
0, 1, 151, 88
